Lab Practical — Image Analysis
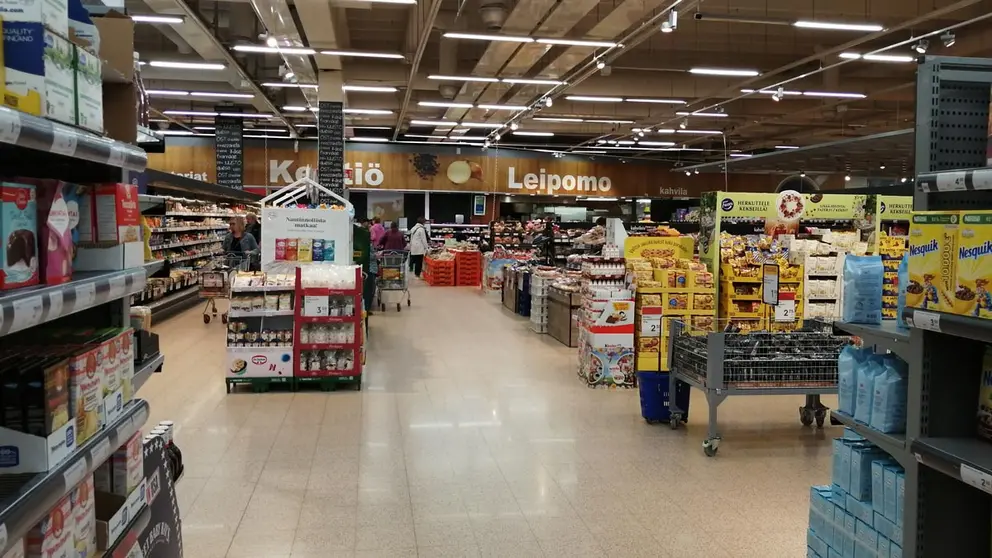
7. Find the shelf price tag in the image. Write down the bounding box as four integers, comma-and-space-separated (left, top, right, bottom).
48, 290, 63, 321
75, 283, 96, 310
107, 144, 126, 167
51, 126, 78, 156
640, 314, 662, 337
303, 296, 329, 317
109, 275, 127, 298
912, 310, 941, 332
0, 110, 22, 145
961, 463, 992, 494
9, 295, 44, 334
774, 293, 797, 323
62, 458, 87, 488
90, 437, 113, 466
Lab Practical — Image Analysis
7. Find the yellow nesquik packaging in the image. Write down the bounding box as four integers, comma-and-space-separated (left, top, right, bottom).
954, 211, 992, 319
907, 212, 958, 312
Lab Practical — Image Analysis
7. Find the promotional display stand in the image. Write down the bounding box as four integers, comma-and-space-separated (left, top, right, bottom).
294, 266, 364, 390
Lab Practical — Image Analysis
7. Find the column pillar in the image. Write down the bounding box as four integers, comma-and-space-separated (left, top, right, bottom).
317, 71, 345, 204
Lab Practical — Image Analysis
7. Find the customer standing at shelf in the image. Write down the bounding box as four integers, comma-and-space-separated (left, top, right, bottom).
246, 212, 262, 245
378, 221, 407, 250
575, 217, 607, 255
408, 217, 430, 278
224, 216, 259, 269
369, 217, 386, 247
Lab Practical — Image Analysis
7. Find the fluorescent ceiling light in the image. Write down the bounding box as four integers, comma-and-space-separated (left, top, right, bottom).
616, 140, 636, 145
501, 78, 563, 85
220, 112, 272, 118
428, 74, 500, 83
354, 126, 392, 130
352, 0, 415, 3
190, 91, 255, 99
839, 52, 915, 63
245, 128, 289, 133
676, 111, 728, 117
741, 88, 802, 96
655, 129, 676, 134
443, 32, 533, 43
405, 134, 486, 140
513, 131, 554, 136
348, 137, 390, 142
625, 98, 686, 104
573, 150, 607, 154
537, 38, 617, 48
676, 129, 722, 134
410, 119, 455, 126
343, 85, 398, 93
282, 105, 312, 112
162, 110, 218, 116
261, 82, 319, 88
244, 135, 294, 139
730, 153, 753, 158
794, 21, 883, 32
585, 119, 634, 124
320, 50, 404, 59
343, 108, 393, 115
532, 117, 583, 122
802, 91, 866, 99
477, 104, 527, 111
131, 14, 184, 24
775, 145, 799, 149
419, 101, 473, 108
689, 67, 759, 77
585, 197, 618, 201
459, 122, 505, 128
193, 126, 215, 130
638, 141, 676, 147
146, 89, 189, 96
295, 124, 317, 128
232, 45, 316, 55
566, 95, 623, 102
148, 60, 225, 70
158, 130, 196, 136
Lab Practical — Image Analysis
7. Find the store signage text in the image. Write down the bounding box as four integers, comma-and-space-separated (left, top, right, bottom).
660, 187, 689, 196
507, 166, 611, 193
172, 171, 210, 182
269, 159, 384, 186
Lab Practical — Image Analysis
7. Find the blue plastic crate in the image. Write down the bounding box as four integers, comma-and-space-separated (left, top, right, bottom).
636, 371, 691, 423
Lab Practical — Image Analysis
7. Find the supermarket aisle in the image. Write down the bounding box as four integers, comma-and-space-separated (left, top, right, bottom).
143, 282, 835, 558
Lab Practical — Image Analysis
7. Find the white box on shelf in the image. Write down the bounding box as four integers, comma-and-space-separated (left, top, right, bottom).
95, 478, 147, 550
227, 347, 294, 379
2, 23, 75, 123
0, 0, 69, 38
0, 419, 77, 473
74, 241, 144, 271
73, 45, 102, 132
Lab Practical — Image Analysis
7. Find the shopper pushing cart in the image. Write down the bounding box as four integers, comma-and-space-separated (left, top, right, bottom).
375, 250, 412, 312
199, 252, 251, 323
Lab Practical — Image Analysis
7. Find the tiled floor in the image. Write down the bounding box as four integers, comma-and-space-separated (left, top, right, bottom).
143, 280, 838, 557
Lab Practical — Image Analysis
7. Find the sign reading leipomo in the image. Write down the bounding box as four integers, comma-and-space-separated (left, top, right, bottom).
507, 166, 612, 193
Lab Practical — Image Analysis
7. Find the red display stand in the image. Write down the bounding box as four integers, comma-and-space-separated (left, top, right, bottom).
292, 266, 363, 390
424, 256, 455, 286
454, 250, 482, 287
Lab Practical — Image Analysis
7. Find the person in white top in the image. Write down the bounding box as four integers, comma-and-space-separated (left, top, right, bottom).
408, 217, 431, 277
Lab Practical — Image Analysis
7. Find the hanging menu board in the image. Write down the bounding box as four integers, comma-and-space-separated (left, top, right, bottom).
215, 107, 244, 189
317, 101, 345, 202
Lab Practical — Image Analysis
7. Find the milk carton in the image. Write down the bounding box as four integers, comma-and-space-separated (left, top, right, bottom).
0, 0, 69, 36
2, 23, 75, 123
74, 45, 102, 132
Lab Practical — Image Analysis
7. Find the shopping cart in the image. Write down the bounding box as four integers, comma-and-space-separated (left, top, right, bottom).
376, 249, 411, 312
199, 253, 251, 324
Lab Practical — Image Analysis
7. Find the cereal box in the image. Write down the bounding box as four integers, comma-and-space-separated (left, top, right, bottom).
26, 495, 73, 558
68, 346, 101, 445
955, 212, 992, 319
906, 212, 958, 312
70, 476, 97, 558
111, 432, 143, 496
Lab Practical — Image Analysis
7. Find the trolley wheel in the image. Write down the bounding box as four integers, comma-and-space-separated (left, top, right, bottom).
702, 438, 720, 457
644, 418, 659, 425
221, 313, 229, 324
203, 314, 211, 324
800, 407, 814, 427
396, 303, 401, 312
380, 303, 385, 312
814, 409, 827, 428
407, 298, 411, 306
670, 414, 682, 430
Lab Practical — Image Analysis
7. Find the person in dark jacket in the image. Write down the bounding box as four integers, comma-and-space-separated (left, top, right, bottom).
378, 222, 407, 250
246, 212, 262, 246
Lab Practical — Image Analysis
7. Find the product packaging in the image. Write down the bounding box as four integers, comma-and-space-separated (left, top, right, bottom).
2, 24, 74, 123
34, 180, 74, 285
838, 345, 867, 416
26, 495, 74, 558
955, 211, 992, 320
854, 356, 885, 425
1, 182, 40, 290
81, 184, 141, 244
74, 45, 103, 133
907, 212, 959, 312
883, 466, 899, 522
70, 475, 97, 558
896, 254, 909, 328
111, 431, 143, 496
842, 255, 884, 325
68, 346, 101, 445
979, 347, 992, 442
870, 358, 908, 434
2, 539, 24, 558
68, 0, 100, 51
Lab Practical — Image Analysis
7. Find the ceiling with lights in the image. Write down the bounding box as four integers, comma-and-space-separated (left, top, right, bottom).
132, 0, 992, 174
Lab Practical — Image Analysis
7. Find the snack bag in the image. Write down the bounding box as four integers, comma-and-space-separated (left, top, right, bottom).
855, 356, 885, 425
842, 255, 884, 325
870, 357, 908, 434
838, 345, 868, 416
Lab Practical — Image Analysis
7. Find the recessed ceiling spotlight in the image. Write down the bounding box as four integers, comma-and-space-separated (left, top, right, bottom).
685, 170, 691, 176
265, 36, 278, 47
494, 133, 501, 141
845, 174, 851, 181
544, 97, 553, 107
941, 31, 956, 47
901, 177, 908, 183
637, 131, 644, 137
694, 169, 699, 175
800, 171, 806, 177
880, 164, 886, 170
913, 39, 929, 54
510, 122, 519, 130
596, 60, 606, 69
679, 119, 687, 129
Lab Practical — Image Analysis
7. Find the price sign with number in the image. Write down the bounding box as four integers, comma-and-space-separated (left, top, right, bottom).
75, 282, 96, 310
640, 314, 662, 337
961, 463, 992, 494
9, 295, 44, 334
51, 127, 78, 156
303, 296, 329, 317
912, 310, 941, 332
774, 292, 797, 322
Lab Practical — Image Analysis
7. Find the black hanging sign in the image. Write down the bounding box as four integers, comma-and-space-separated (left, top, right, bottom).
317, 101, 345, 202
214, 105, 244, 189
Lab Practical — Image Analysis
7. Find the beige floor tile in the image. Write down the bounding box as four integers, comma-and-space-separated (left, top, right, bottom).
144, 284, 840, 558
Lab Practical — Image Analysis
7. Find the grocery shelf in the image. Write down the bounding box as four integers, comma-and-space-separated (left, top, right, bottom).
0, 399, 149, 556
168, 250, 223, 265
0, 268, 146, 336
228, 309, 295, 318
230, 285, 296, 293
151, 226, 228, 233
903, 308, 992, 344
831, 411, 911, 466
833, 319, 913, 361
298, 315, 359, 323
151, 237, 222, 251
133, 353, 165, 394
144, 259, 166, 276
0, 106, 146, 171
165, 212, 242, 218
913, 437, 992, 488
298, 342, 355, 350
103, 503, 151, 555
146, 285, 200, 312
916, 167, 992, 193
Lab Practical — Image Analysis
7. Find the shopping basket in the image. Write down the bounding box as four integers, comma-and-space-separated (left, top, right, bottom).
636, 371, 691, 425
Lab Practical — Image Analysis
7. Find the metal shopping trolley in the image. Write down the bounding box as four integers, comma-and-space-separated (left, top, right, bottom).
199, 252, 252, 324
667, 319, 852, 456
376, 249, 411, 312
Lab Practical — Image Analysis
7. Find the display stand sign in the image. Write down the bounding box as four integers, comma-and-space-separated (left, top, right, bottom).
774, 291, 797, 322
762, 263, 780, 305
214, 106, 243, 189
260, 207, 353, 272
317, 101, 345, 203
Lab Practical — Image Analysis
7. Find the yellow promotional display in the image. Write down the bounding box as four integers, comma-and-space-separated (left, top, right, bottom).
954, 212, 992, 320
907, 212, 958, 312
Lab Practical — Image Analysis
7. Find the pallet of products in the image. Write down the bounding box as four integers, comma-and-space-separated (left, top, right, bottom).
293, 265, 363, 391
224, 272, 297, 392
529, 268, 559, 333
577, 253, 635, 388
454, 249, 483, 286
424, 253, 455, 286
878, 235, 907, 320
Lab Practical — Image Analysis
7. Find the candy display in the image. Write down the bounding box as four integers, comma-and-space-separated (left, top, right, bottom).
719, 232, 804, 330
226, 321, 293, 347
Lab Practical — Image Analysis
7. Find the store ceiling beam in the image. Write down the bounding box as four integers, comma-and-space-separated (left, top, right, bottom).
391, 0, 444, 140
246, 0, 319, 109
